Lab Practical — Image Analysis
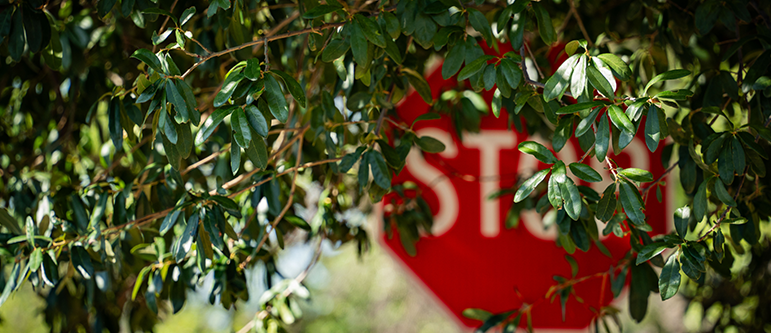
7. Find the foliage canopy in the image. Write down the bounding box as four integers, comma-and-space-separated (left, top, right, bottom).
1, 0, 771, 332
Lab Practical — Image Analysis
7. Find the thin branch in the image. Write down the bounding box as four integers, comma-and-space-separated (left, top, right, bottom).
696, 166, 748, 242
179, 21, 345, 79
181, 143, 231, 176
641, 161, 678, 197
568, 0, 594, 47
153, 0, 180, 53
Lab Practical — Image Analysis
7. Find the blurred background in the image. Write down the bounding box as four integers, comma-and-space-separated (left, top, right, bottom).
0, 229, 709, 333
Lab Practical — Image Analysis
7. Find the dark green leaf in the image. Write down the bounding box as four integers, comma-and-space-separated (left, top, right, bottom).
71, 245, 94, 279
131, 49, 164, 74
557, 101, 605, 115
302, 4, 341, 19
264, 74, 289, 123
321, 39, 350, 62
175, 212, 199, 262
108, 98, 123, 151
607, 105, 635, 134
411, 113, 441, 128
467, 9, 493, 45
596, 184, 617, 222
587, 66, 615, 99
713, 179, 737, 207
518, 141, 557, 164
636, 242, 669, 265
195, 107, 232, 145
369, 151, 391, 190
544, 54, 579, 101
595, 114, 610, 162
659, 251, 681, 300
213, 71, 244, 107
458, 56, 493, 81
644, 69, 691, 95
8, 8, 23, 62
619, 180, 645, 226
417, 136, 445, 153
166, 80, 189, 123
498, 58, 522, 88
694, 181, 708, 222
618, 168, 653, 182
402, 68, 433, 104
514, 168, 550, 203
355, 14, 386, 48
0, 208, 22, 235
244, 105, 269, 137
645, 105, 661, 152
596, 53, 632, 81
245, 136, 268, 169
570, 55, 587, 99
271, 70, 306, 108
533, 2, 555, 45
569, 162, 602, 182
160, 209, 182, 236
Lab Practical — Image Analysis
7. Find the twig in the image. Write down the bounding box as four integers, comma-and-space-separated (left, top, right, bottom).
181, 143, 231, 176
696, 166, 749, 242
568, 0, 594, 47
524, 43, 545, 80
89, 135, 152, 186
179, 22, 345, 79
641, 161, 678, 197
153, 0, 180, 53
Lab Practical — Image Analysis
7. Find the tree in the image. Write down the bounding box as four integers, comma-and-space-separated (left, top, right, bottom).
0, 0, 769, 331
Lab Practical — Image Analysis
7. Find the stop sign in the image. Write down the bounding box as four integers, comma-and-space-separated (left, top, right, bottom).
379, 51, 672, 329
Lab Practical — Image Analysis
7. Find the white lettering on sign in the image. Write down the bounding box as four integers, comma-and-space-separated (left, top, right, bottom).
463, 131, 517, 237
406, 128, 459, 236
404, 128, 656, 240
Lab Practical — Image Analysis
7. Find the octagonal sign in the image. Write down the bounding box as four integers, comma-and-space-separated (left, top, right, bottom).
379, 50, 673, 330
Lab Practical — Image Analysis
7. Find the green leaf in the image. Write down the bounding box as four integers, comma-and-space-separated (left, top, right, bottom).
556, 101, 606, 115
462, 308, 493, 321
131, 49, 164, 74
358, 151, 370, 191
674, 206, 690, 239
98, 0, 118, 17
160, 209, 182, 236
618, 168, 654, 182
321, 39, 350, 62
575, 105, 601, 137
411, 113, 441, 128
244, 105, 269, 137
71, 245, 94, 279
41, 253, 59, 287
264, 74, 289, 123
458, 56, 493, 81
518, 141, 557, 164
498, 58, 522, 88
349, 20, 368, 65
166, 80, 189, 123
731, 136, 746, 176
595, 114, 610, 162
636, 242, 669, 265
659, 251, 681, 301
302, 4, 341, 19
175, 212, 199, 262
244, 58, 262, 80
417, 136, 445, 153
467, 9, 493, 45
29, 248, 43, 272
644, 69, 691, 95
645, 105, 661, 152
108, 98, 123, 151
339, 147, 366, 173
0, 208, 22, 235
88, 194, 108, 229
132, 266, 151, 301
0, 263, 20, 307
514, 168, 550, 203
596, 184, 617, 222
0, 9, 13, 46
560, 176, 582, 220
355, 14, 386, 48
569, 163, 602, 182
160, 107, 177, 144
8, 9, 23, 62
231, 137, 241, 174
570, 55, 587, 99
384, 38, 403, 64
655, 89, 694, 100
553, 116, 573, 152
587, 66, 615, 99
271, 70, 306, 109
213, 71, 244, 107
231, 108, 251, 148
176, 80, 200, 126
713, 179, 737, 207
401, 68, 433, 105
492, 89, 502, 118
607, 104, 635, 134
544, 54, 580, 101
180, 6, 196, 26
694, 180, 709, 222
369, 151, 392, 190
619, 180, 645, 226
195, 107, 233, 145
533, 2, 555, 45
596, 53, 632, 81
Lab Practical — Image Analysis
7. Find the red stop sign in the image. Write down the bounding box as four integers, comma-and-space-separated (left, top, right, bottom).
379, 48, 672, 329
